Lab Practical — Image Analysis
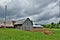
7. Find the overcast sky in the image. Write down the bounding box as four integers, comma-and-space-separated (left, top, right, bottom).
0, 0, 60, 24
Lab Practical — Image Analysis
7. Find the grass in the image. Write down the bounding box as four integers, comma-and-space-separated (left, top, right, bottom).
0, 28, 60, 40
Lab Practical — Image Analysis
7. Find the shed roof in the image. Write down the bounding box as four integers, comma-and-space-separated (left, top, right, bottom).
33, 25, 43, 27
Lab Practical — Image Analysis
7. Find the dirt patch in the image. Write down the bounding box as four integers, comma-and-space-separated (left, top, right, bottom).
32, 28, 53, 35
44, 31, 53, 35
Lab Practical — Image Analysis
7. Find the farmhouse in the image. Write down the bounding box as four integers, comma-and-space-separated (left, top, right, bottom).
14, 18, 33, 31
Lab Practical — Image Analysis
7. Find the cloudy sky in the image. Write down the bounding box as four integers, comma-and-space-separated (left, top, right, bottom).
0, 0, 60, 24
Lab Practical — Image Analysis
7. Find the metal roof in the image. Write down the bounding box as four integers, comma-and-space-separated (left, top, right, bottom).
15, 18, 33, 25
15, 19, 26, 24
33, 25, 43, 27
0, 20, 13, 26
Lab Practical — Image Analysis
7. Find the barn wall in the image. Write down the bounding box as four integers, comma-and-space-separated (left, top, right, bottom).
33, 27, 42, 30
14, 24, 22, 29
21, 19, 33, 30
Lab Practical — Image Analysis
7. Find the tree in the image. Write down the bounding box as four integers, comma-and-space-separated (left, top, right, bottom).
56, 21, 60, 28
50, 22, 55, 29
59, 21, 60, 24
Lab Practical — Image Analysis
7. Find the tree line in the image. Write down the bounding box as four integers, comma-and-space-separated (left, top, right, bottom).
41, 21, 60, 29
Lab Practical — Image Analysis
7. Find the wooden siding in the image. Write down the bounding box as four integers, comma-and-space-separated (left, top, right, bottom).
14, 18, 33, 31
21, 19, 33, 30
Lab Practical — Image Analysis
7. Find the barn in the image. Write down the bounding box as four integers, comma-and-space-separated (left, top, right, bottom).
14, 18, 33, 31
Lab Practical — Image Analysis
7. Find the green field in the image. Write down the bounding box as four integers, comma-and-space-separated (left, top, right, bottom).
0, 28, 60, 40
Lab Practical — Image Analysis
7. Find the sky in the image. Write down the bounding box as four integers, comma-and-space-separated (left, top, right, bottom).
0, 0, 60, 24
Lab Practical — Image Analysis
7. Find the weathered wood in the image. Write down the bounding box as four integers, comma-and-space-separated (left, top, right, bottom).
14, 18, 33, 31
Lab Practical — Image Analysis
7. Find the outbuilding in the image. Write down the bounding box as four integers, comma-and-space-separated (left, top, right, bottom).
33, 24, 43, 30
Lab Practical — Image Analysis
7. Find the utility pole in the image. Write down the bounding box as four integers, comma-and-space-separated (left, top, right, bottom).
58, 0, 59, 13
4, 5, 7, 28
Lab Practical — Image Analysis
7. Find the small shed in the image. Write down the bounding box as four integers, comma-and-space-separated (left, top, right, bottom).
14, 18, 33, 31
33, 25, 43, 30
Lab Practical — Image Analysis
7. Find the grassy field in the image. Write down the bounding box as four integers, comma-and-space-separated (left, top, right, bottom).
0, 28, 60, 40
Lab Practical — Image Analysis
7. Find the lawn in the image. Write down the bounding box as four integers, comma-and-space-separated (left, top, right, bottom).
0, 28, 60, 40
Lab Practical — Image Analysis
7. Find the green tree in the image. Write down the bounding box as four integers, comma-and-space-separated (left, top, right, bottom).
56, 21, 60, 28
50, 22, 55, 29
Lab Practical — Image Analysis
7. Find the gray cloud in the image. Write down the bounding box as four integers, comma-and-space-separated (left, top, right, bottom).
0, 6, 4, 18
0, 0, 60, 24
30, 2, 59, 21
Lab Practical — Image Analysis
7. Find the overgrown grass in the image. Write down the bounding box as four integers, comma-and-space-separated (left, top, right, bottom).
0, 28, 60, 40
